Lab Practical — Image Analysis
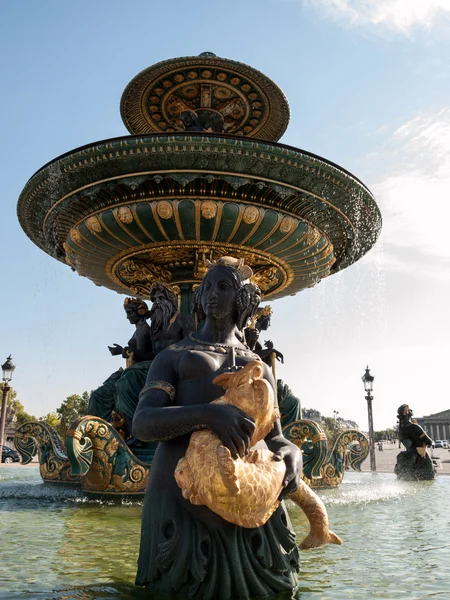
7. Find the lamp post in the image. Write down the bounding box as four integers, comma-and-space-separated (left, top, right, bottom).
361, 366, 376, 472
0, 355, 16, 453
333, 410, 339, 421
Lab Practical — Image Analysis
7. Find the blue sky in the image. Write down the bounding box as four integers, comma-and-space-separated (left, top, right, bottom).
1, 0, 450, 431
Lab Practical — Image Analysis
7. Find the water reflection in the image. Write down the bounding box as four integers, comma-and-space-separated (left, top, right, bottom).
1, 468, 449, 599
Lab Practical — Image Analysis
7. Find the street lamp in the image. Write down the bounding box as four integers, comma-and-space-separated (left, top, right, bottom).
0, 355, 16, 453
362, 365, 376, 472
333, 410, 339, 421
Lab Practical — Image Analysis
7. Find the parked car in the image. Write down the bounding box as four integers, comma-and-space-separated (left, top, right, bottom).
434, 440, 448, 449
1, 445, 20, 463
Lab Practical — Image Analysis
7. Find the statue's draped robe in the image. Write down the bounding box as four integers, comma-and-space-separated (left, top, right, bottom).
136, 485, 299, 599
395, 423, 435, 481
88, 361, 152, 421
277, 380, 302, 429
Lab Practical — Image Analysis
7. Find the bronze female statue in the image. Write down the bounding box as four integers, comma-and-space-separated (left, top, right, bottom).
133, 257, 302, 598
395, 404, 435, 481
88, 297, 153, 440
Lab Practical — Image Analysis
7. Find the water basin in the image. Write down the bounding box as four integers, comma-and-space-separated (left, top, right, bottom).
1, 466, 449, 599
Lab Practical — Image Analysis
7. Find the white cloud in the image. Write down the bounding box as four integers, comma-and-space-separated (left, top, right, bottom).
302, 0, 450, 33
372, 109, 450, 277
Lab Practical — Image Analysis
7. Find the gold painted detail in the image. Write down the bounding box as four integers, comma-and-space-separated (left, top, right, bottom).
66, 416, 151, 494
201, 200, 217, 219
156, 200, 173, 219
243, 205, 260, 224
280, 215, 297, 233
69, 228, 82, 243
109, 241, 293, 299
14, 421, 78, 484
251, 266, 280, 293
117, 258, 172, 297
117, 206, 134, 223
86, 215, 102, 233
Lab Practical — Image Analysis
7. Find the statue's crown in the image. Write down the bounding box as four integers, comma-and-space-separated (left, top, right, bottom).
206, 256, 253, 281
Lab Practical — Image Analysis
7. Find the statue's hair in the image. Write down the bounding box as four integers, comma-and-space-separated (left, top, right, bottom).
397, 404, 411, 422
150, 282, 178, 313
123, 297, 149, 317
193, 263, 261, 331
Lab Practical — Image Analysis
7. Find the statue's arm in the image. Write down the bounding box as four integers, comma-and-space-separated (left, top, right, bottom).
413, 424, 433, 447
260, 362, 302, 497
132, 321, 153, 361
132, 351, 254, 452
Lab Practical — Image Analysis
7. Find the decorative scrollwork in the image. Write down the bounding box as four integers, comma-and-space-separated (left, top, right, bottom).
66, 416, 152, 495
14, 421, 79, 483
283, 420, 369, 488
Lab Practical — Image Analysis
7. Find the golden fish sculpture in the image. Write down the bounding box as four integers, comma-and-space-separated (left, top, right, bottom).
175, 361, 342, 550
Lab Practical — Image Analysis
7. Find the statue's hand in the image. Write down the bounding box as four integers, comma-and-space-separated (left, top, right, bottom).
205, 404, 255, 460
108, 344, 124, 356
271, 439, 302, 499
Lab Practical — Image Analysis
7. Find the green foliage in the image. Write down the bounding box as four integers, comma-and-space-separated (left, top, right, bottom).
56, 392, 89, 434
41, 412, 61, 431
321, 416, 342, 443
374, 428, 397, 442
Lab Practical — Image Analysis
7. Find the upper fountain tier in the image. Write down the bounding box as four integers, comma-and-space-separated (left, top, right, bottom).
17, 53, 381, 302
120, 52, 290, 141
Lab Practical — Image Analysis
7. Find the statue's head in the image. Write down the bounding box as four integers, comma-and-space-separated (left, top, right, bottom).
181, 110, 197, 128
123, 297, 149, 323
397, 404, 413, 421
193, 257, 261, 331
256, 305, 272, 332
149, 282, 179, 335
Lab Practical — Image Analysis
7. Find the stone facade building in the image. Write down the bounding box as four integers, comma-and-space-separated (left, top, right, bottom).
416, 410, 450, 441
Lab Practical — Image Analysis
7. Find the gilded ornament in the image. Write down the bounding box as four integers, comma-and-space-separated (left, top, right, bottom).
280, 215, 296, 233
117, 206, 133, 224
217, 72, 227, 81
187, 71, 198, 79
243, 205, 260, 224
201, 70, 212, 78
69, 228, 82, 243
175, 361, 342, 548
241, 84, 251, 92
118, 258, 172, 287
201, 200, 217, 219
230, 77, 240, 85
251, 266, 280, 293
156, 201, 173, 219
174, 74, 185, 82
86, 215, 102, 233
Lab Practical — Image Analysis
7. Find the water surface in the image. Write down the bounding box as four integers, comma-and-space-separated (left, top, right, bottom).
1, 467, 449, 599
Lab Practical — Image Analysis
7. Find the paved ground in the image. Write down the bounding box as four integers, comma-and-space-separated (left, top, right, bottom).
360, 441, 450, 474
3, 443, 450, 475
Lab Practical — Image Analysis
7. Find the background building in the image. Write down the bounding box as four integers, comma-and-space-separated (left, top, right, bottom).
416, 410, 450, 440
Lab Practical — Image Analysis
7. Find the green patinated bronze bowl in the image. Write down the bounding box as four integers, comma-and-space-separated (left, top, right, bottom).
17, 53, 381, 303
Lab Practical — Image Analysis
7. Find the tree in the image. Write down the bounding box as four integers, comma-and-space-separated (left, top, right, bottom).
374, 427, 397, 442
321, 416, 342, 443
56, 392, 89, 434
41, 412, 61, 431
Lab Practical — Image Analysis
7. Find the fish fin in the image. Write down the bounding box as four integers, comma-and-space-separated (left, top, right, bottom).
217, 445, 240, 495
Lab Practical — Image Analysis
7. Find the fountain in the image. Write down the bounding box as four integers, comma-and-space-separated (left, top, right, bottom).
15, 52, 379, 495
5, 52, 450, 600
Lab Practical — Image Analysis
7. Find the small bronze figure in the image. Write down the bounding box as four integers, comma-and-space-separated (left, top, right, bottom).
245, 305, 302, 428
88, 298, 152, 433
394, 404, 435, 481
